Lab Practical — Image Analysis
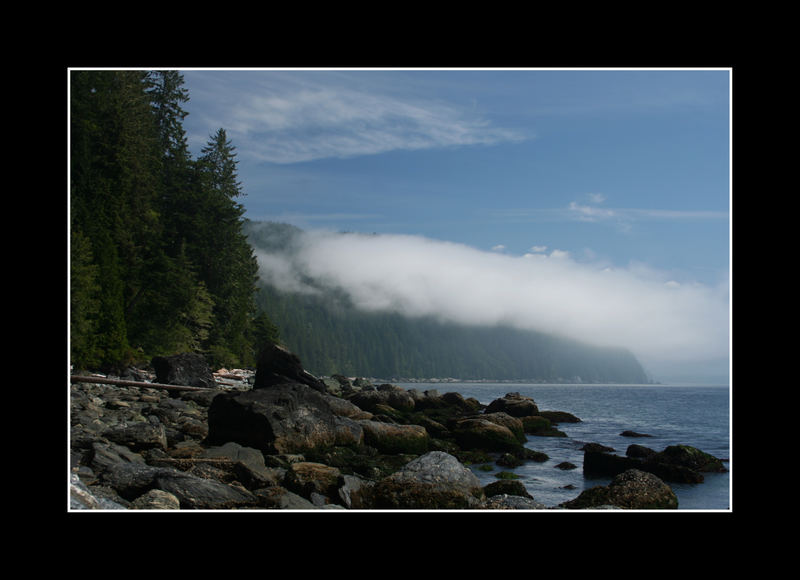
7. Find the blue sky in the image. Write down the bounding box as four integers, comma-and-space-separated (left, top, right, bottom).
180, 68, 731, 383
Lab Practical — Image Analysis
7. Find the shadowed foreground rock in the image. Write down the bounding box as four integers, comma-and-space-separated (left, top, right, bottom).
70, 347, 710, 511
206, 382, 360, 454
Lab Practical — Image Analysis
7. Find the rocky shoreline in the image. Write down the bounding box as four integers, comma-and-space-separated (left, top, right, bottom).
69, 346, 727, 511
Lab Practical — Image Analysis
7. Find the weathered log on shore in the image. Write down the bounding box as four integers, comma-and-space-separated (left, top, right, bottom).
70, 374, 214, 392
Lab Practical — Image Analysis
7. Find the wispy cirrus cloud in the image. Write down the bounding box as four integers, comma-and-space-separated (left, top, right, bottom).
185, 71, 526, 164
490, 196, 728, 229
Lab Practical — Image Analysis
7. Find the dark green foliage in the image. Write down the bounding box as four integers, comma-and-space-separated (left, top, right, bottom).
70, 70, 276, 372
253, 279, 649, 383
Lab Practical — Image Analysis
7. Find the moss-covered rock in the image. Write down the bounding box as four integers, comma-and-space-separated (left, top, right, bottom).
357, 419, 430, 455
452, 417, 524, 453
561, 469, 678, 510
370, 451, 485, 509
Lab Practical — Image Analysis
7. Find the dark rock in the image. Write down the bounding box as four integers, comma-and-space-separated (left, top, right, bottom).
538, 410, 582, 423
253, 343, 326, 392
441, 391, 482, 413
482, 412, 526, 443
253, 486, 316, 509
496, 452, 523, 468
584, 449, 641, 477
451, 417, 524, 453
102, 462, 257, 509
103, 422, 168, 452
650, 444, 728, 473
151, 353, 215, 389
626, 444, 656, 459
583, 444, 715, 484
349, 388, 415, 414
555, 461, 577, 470
206, 383, 342, 455
521, 415, 567, 437
581, 442, 616, 453
485, 392, 539, 417
621, 430, 653, 437
483, 495, 547, 509
483, 478, 533, 499
561, 469, 678, 509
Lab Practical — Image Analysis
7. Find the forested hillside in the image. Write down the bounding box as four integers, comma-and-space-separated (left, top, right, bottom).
70, 70, 278, 371
246, 222, 651, 383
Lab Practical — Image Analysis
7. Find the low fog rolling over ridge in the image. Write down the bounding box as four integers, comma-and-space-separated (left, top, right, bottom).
250, 223, 730, 384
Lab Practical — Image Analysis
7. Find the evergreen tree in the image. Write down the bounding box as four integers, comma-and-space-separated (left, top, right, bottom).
195, 128, 260, 367
70, 70, 277, 371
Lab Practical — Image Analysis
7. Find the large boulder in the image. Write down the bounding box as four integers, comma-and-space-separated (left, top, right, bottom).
451, 417, 524, 452
370, 451, 485, 509
485, 392, 539, 417
254, 344, 326, 392
358, 419, 430, 455
100, 462, 257, 509
349, 386, 416, 414
650, 445, 728, 473
561, 469, 678, 509
284, 462, 342, 501
206, 383, 345, 454
151, 353, 215, 389
583, 443, 724, 484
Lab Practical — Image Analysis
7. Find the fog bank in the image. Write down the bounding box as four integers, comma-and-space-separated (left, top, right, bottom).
253, 229, 730, 382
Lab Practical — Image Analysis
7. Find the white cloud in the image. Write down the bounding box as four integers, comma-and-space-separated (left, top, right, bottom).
190, 73, 526, 164
255, 229, 730, 378
568, 201, 616, 222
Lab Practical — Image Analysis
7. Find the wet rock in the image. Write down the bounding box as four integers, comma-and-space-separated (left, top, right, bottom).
485, 392, 539, 417
452, 417, 523, 453
561, 468, 678, 509
483, 478, 533, 499
650, 444, 728, 474
621, 430, 653, 438
538, 410, 581, 423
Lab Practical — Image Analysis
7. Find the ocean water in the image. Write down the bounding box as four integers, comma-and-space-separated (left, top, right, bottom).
397, 382, 731, 511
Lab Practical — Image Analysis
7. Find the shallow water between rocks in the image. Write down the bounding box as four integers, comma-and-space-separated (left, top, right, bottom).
397, 382, 731, 510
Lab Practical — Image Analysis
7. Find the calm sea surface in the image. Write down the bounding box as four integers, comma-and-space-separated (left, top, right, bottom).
397, 382, 731, 511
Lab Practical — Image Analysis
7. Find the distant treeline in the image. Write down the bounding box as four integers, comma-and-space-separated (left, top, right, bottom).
247, 222, 650, 383
70, 70, 278, 371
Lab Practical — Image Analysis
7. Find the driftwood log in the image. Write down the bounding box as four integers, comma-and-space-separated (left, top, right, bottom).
70, 375, 214, 392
